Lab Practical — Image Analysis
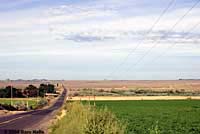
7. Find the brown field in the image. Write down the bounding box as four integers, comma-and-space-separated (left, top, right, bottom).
62, 80, 200, 92
0, 80, 48, 89
0, 80, 200, 92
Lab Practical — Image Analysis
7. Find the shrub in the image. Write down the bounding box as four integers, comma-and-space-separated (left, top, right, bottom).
84, 107, 125, 134
15, 101, 27, 111
99, 89, 105, 92
35, 99, 48, 109
0, 104, 17, 111
73, 92, 79, 96
110, 89, 124, 95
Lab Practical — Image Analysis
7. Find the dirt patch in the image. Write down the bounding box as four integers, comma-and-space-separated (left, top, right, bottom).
0, 110, 26, 117
0, 110, 10, 116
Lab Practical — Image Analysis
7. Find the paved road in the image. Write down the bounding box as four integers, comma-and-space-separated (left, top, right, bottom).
0, 87, 67, 134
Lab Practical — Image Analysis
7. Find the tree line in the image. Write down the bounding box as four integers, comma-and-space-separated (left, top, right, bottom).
0, 84, 55, 98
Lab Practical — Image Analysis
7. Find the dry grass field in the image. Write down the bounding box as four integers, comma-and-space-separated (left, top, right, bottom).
62, 80, 200, 92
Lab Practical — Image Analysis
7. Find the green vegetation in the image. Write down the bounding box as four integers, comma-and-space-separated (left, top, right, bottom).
0, 86, 24, 98
50, 100, 200, 134
0, 83, 56, 110
92, 100, 200, 134
0, 84, 55, 98
69, 88, 200, 97
0, 98, 40, 109
50, 101, 126, 134
0, 99, 37, 105
39, 84, 56, 97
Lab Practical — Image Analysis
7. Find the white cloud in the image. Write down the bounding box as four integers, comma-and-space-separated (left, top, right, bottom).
0, 0, 200, 79
1, 2, 200, 43
43, 4, 200, 43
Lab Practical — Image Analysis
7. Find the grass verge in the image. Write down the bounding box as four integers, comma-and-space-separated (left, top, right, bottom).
50, 101, 126, 134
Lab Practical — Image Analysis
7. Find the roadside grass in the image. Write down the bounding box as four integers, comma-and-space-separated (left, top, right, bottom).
50, 101, 126, 134
92, 100, 200, 134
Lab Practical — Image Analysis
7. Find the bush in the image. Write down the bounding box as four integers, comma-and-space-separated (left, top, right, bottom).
50, 102, 126, 134
36, 99, 48, 109
84, 107, 125, 134
110, 89, 124, 95
0, 104, 17, 111
73, 92, 79, 97
15, 101, 27, 111
98, 89, 105, 92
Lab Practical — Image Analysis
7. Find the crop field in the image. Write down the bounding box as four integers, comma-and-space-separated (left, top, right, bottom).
91, 100, 200, 134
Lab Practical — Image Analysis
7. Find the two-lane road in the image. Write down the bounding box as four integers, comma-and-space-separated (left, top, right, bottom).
0, 87, 67, 134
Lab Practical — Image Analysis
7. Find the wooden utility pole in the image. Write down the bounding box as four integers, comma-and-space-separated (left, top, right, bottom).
11, 85, 13, 106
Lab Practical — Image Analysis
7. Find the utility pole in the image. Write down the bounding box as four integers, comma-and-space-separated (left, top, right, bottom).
11, 84, 13, 106
93, 89, 95, 106
37, 88, 39, 105
26, 91, 29, 109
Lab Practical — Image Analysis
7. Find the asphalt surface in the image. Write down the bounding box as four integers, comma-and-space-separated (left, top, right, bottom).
0, 87, 67, 134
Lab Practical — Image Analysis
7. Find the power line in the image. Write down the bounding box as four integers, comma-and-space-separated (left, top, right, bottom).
120, 0, 200, 79
148, 21, 200, 64
106, 0, 176, 79
137, 21, 200, 80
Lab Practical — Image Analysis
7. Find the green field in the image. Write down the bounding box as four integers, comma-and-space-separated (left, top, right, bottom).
91, 100, 200, 134
0, 98, 38, 108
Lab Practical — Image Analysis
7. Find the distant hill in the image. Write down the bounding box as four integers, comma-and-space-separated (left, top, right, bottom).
179, 79, 200, 80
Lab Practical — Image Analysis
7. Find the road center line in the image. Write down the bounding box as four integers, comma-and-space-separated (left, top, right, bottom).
0, 114, 31, 126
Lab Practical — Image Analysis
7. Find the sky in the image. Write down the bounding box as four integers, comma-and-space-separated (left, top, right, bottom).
0, 0, 200, 80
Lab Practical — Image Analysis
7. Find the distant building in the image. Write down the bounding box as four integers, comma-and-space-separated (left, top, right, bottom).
45, 93, 59, 97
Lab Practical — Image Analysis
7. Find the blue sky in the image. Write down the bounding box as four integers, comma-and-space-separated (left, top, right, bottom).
0, 0, 200, 80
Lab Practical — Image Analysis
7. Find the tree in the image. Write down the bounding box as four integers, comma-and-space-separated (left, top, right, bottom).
47, 84, 55, 93
39, 84, 47, 97
0, 86, 19, 98
0, 88, 7, 98
15, 89, 24, 98
24, 85, 38, 97
38, 84, 55, 97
